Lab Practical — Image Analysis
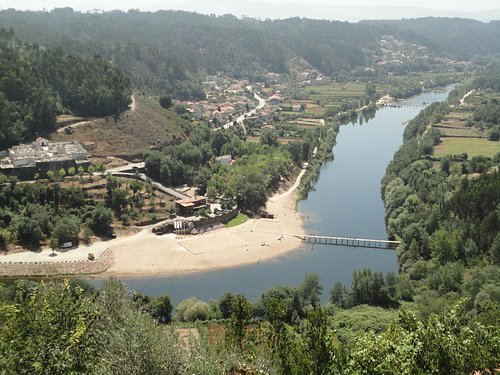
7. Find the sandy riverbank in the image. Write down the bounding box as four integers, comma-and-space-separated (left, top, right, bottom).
0, 169, 307, 278
101, 168, 307, 277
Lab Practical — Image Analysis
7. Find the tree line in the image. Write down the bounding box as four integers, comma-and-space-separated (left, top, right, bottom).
380, 70, 500, 324
1, 9, 499, 98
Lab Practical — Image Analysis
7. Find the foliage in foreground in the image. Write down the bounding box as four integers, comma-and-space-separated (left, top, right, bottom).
0, 278, 498, 375
0, 279, 223, 375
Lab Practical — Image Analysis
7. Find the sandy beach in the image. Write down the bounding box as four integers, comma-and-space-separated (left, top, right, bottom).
102, 168, 307, 276
0, 169, 307, 277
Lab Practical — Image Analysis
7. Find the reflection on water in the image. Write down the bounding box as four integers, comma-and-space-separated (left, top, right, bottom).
87, 88, 452, 304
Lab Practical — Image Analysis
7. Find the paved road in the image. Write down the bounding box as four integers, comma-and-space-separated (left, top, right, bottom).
110, 171, 189, 200
104, 162, 146, 174
221, 88, 266, 132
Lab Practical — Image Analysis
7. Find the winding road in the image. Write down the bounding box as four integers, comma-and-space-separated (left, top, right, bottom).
221, 88, 266, 132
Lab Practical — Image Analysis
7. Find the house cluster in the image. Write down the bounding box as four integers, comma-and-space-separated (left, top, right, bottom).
374, 35, 430, 66
183, 76, 256, 126
373, 35, 470, 71
376, 95, 396, 106
184, 72, 314, 128
182, 70, 326, 142
0, 137, 90, 179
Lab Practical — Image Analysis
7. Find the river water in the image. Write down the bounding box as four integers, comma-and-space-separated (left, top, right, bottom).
88, 88, 452, 304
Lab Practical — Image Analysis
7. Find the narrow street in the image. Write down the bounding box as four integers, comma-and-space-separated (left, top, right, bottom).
221, 90, 266, 132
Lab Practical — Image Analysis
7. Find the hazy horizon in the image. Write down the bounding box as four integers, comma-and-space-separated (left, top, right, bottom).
1, 0, 500, 22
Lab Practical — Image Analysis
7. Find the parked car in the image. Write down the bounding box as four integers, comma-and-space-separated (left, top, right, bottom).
60, 241, 73, 249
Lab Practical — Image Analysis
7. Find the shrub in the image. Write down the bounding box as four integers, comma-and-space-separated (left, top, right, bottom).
176, 297, 210, 322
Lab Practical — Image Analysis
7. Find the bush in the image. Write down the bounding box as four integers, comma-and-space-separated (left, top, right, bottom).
51, 216, 80, 244
95, 279, 185, 374
159, 95, 173, 109
16, 217, 43, 244
90, 205, 113, 235
487, 126, 500, 141
176, 297, 210, 322
150, 294, 173, 323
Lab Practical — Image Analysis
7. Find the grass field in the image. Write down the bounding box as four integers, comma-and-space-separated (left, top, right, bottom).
436, 127, 482, 137
447, 111, 473, 120
225, 213, 249, 228
434, 138, 500, 158
306, 107, 327, 116
305, 83, 365, 102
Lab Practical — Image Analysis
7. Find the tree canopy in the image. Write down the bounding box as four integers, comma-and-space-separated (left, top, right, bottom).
0, 30, 130, 149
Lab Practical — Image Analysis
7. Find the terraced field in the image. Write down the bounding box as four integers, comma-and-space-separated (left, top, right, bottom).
431, 104, 498, 157
435, 126, 484, 137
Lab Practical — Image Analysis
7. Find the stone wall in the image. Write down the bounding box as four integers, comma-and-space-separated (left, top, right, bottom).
193, 208, 239, 228
0, 250, 113, 277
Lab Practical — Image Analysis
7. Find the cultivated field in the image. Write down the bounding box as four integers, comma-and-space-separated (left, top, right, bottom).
435, 126, 483, 137
434, 138, 500, 158
305, 83, 366, 103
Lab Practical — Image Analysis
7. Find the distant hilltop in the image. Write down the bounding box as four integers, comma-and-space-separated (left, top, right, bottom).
26, 0, 500, 22
155, 1, 500, 22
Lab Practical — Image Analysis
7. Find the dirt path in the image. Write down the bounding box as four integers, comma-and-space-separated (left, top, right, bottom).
56, 120, 92, 134
129, 94, 137, 112
460, 89, 475, 106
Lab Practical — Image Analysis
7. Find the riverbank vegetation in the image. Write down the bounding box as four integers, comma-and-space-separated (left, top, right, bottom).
1, 274, 497, 374
144, 122, 313, 212
379, 62, 500, 351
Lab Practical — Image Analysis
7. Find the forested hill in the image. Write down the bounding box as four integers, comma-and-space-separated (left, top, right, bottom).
0, 30, 131, 149
362, 18, 500, 58
1, 9, 500, 99
0, 9, 378, 97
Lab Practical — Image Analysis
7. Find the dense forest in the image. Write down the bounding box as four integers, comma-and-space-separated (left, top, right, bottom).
0, 30, 130, 149
363, 17, 500, 59
378, 63, 500, 342
1, 9, 500, 98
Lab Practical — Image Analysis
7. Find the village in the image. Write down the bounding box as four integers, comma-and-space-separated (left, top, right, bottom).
0, 38, 474, 277
179, 67, 329, 143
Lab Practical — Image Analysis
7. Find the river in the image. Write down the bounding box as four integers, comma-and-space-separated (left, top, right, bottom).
88, 87, 453, 304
